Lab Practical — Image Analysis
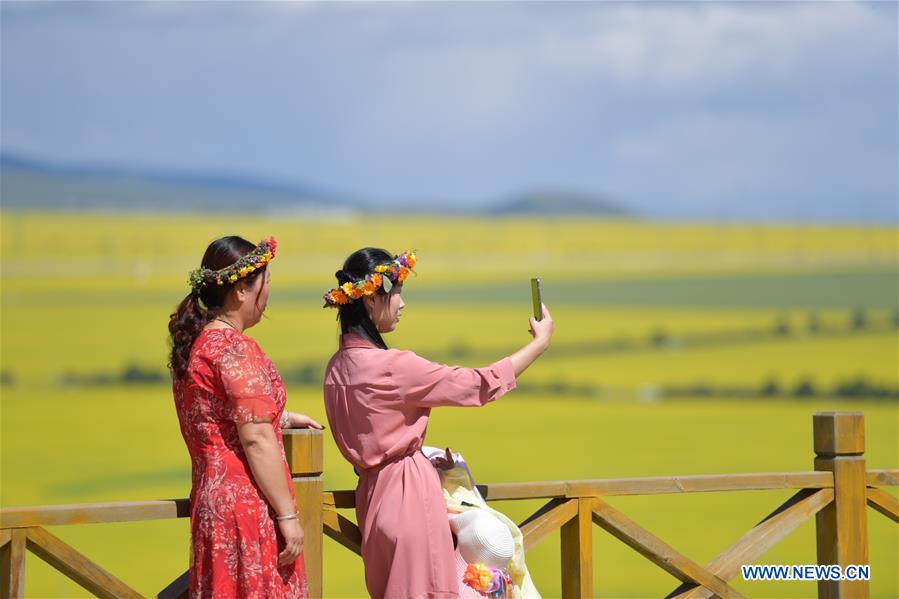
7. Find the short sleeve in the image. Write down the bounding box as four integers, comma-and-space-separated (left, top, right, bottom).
387, 350, 517, 408
216, 337, 278, 424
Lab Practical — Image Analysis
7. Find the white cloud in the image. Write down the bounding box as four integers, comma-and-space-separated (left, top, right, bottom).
528, 2, 892, 92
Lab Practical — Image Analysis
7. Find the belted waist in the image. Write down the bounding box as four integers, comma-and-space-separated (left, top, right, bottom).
354, 448, 423, 476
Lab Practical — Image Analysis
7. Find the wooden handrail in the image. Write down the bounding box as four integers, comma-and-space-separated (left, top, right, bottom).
482, 471, 838, 500
0, 499, 190, 529
2, 413, 896, 599
11, 468, 898, 530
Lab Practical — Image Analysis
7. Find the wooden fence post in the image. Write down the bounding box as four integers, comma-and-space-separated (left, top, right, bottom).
283, 429, 324, 599
560, 497, 594, 598
813, 411, 869, 598
0, 529, 26, 599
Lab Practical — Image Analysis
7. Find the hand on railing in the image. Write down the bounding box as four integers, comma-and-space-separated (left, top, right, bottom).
278, 518, 305, 567
284, 411, 325, 430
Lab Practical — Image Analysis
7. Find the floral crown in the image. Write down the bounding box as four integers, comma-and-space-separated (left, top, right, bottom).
188, 237, 277, 293
323, 250, 417, 308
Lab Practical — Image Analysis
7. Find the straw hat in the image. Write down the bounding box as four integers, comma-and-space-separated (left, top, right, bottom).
450, 509, 514, 569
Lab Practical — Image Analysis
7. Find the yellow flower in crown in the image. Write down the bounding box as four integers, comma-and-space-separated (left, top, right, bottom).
405, 251, 417, 268
229, 274, 238, 282
375, 265, 389, 274
239, 267, 249, 276
341, 282, 354, 295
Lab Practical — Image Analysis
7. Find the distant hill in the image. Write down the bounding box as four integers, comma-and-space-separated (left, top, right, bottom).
0, 153, 635, 217
0, 153, 360, 214
488, 190, 633, 217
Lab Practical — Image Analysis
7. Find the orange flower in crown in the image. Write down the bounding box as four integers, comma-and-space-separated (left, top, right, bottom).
323, 250, 417, 308
326, 290, 348, 305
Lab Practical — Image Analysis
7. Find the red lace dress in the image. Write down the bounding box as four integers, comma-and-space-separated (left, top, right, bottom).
173, 328, 308, 599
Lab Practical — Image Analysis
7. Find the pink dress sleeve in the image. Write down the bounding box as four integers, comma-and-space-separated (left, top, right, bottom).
216, 337, 279, 424
386, 350, 517, 408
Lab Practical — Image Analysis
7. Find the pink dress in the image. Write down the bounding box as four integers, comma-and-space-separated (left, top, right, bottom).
323, 333, 517, 599
173, 328, 308, 599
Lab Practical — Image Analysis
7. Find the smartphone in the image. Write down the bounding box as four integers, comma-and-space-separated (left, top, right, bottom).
530, 277, 543, 321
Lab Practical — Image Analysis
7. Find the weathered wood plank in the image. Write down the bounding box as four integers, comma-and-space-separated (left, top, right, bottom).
866, 487, 899, 523
322, 510, 362, 556
294, 477, 323, 599
591, 498, 744, 598
283, 429, 323, 476
560, 498, 593, 599
866, 469, 899, 487
1, 529, 26, 599
565, 472, 833, 497
322, 490, 356, 510
0, 499, 190, 528
478, 482, 569, 501
468, 472, 834, 502
520, 499, 578, 552
814, 411, 865, 455
25, 526, 142, 599
667, 487, 835, 598
814, 412, 869, 598
157, 570, 189, 599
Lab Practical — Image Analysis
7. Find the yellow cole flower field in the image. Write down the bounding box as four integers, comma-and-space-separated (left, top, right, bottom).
1, 212, 897, 597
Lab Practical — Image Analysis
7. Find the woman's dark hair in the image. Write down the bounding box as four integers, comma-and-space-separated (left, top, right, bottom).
336, 247, 393, 350
168, 236, 266, 379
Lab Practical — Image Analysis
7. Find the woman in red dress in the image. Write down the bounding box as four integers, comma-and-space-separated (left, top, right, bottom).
168, 235, 321, 598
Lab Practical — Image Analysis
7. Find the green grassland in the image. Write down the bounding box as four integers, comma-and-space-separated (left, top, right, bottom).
1, 212, 897, 597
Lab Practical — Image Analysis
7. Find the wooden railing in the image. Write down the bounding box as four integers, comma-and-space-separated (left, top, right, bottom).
1, 411, 896, 598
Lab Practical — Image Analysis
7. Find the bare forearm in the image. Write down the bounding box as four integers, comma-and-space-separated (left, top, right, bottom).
509, 338, 549, 377
242, 431, 296, 517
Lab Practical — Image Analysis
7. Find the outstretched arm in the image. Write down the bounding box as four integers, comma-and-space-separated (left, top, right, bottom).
390, 304, 555, 408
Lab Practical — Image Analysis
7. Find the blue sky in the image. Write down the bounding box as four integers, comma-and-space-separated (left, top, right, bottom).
2, 1, 896, 221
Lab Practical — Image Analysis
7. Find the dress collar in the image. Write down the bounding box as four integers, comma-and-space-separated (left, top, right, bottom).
340, 333, 378, 350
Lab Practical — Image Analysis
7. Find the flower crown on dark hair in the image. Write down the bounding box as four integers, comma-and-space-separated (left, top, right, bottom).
188, 237, 277, 293
323, 250, 416, 308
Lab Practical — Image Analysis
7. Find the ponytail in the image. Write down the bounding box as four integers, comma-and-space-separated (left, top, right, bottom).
168, 293, 211, 379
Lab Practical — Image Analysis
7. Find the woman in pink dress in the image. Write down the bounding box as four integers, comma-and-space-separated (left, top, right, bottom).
322, 248, 554, 599
169, 235, 322, 598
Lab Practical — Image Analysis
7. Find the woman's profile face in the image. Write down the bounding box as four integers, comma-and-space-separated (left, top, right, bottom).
369, 283, 404, 333
239, 269, 270, 328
